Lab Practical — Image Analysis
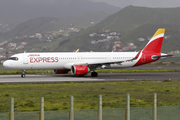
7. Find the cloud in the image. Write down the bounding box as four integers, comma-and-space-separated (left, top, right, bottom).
90, 0, 180, 8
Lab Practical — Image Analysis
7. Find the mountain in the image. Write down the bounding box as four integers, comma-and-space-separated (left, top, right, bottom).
120, 24, 180, 52
86, 6, 180, 33
0, 0, 120, 25
57, 6, 180, 52
6, 17, 59, 39
0, 10, 110, 39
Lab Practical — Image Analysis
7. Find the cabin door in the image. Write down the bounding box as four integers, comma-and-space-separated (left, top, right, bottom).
23, 54, 28, 64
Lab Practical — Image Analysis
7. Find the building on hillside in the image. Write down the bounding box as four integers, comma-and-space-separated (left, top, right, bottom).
29, 35, 35, 38
91, 22, 95, 25
138, 37, 145, 42
59, 30, 64, 32
91, 40, 96, 44
0, 41, 8, 46
110, 32, 117, 36
19, 42, 28, 45
127, 43, 137, 49
35, 33, 42, 39
107, 36, 112, 40
0, 48, 4, 52
89, 33, 97, 37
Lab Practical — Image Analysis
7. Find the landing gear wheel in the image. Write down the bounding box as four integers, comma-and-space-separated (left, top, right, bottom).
21, 74, 25, 78
21, 70, 26, 78
91, 72, 98, 77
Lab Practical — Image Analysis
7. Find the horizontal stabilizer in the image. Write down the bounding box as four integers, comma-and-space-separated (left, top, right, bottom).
152, 54, 173, 59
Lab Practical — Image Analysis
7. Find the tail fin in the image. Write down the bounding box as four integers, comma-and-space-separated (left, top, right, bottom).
143, 28, 165, 53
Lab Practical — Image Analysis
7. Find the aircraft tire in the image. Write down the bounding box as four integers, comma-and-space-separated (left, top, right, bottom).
21, 74, 25, 78
91, 72, 98, 77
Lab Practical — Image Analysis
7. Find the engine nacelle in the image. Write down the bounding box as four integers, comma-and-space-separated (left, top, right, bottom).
53, 69, 69, 74
71, 65, 90, 75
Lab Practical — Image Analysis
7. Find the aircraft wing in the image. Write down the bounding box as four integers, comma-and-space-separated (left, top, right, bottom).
64, 57, 135, 69
87, 49, 142, 66
87, 59, 130, 66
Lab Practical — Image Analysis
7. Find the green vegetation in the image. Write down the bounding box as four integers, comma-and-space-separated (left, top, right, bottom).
0, 81, 180, 112
120, 24, 180, 52
58, 6, 180, 52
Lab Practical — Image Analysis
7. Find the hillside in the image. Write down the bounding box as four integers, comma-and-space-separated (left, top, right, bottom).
57, 6, 180, 52
121, 24, 180, 52
0, 0, 120, 25
87, 6, 180, 33
0, 11, 110, 40
3, 17, 58, 39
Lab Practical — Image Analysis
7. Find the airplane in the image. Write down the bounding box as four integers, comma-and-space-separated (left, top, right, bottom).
3, 28, 172, 78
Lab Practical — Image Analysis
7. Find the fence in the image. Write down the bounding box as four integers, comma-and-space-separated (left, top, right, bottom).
0, 93, 180, 120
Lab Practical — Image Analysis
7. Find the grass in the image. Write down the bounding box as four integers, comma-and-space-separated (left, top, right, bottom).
0, 81, 180, 112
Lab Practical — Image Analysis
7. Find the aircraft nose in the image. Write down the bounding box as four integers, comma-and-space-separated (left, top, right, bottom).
3, 61, 10, 68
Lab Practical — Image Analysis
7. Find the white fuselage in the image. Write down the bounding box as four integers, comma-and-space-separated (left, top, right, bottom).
3, 52, 139, 70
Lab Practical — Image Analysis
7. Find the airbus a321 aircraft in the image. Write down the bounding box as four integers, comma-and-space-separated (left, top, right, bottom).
3, 28, 171, 78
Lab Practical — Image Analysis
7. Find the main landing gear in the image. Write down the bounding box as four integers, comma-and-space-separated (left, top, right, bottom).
91, 71, 98, 77
21, 70, 26, 78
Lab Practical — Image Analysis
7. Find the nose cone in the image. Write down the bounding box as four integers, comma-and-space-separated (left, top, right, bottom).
3, 61, 10, 68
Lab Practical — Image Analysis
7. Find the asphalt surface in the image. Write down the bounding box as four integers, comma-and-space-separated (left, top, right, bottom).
0, 72, 179, 83
0, 65, 180, 70
0, 65, 180, 83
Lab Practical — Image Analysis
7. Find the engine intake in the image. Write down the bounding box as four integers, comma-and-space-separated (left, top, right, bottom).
71, 65, 90, 75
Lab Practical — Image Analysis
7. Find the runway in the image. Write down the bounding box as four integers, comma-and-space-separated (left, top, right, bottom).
0, 72, 179, 83
0, 65, 180, 70
0, 64, 180, 83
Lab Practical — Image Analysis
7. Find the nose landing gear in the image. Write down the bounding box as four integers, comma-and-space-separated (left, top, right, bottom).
21, 70, 26, 78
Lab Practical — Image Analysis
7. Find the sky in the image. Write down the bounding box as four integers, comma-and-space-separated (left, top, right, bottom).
13, 0, 180, 8
90, 0, 180, 8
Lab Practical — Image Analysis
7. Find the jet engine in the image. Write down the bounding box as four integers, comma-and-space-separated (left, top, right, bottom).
71, 65, 90, 75
53, 69, 69, 74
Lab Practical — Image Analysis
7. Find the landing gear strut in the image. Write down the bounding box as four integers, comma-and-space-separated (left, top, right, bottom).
21, 70, 26, 78
91, 72, 98, 77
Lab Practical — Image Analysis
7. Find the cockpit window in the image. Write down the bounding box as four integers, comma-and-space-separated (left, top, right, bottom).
8, 57, 19, 61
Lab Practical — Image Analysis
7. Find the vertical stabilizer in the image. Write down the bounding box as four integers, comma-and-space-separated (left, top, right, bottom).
143, 29, 165, 53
